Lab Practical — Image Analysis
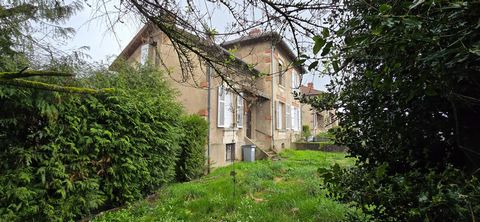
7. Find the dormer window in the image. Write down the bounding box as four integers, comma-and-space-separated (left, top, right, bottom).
140, 44, 149, 65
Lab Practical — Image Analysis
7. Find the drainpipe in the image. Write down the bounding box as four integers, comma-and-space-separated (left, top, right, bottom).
207, 65, 211, 174
271, 44, 275, 149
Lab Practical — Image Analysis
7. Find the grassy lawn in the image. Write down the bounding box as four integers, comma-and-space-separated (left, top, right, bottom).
93, 149, 360, 222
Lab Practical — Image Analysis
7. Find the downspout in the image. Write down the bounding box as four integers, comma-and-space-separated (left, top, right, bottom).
207, 65, 212, 174
271, 44, 275, 149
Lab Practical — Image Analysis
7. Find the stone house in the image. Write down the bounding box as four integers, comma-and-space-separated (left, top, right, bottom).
115, 24, 335, 167
300, 83, 339, 138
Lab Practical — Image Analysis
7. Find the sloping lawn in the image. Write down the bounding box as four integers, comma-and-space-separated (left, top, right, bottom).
93, 149, 360, 222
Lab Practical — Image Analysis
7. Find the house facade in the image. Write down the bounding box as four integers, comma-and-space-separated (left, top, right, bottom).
116, 24, 335, 167
300, 83, 339, 138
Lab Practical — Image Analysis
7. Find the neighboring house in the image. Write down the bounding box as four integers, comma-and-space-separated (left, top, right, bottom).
115, 23, 331, 167
300, 83, 339, 137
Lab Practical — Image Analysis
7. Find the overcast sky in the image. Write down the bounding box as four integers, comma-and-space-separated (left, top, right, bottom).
60, 3, 329, 90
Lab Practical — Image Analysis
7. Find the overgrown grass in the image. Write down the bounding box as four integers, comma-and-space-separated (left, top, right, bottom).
93, 150, 363, 222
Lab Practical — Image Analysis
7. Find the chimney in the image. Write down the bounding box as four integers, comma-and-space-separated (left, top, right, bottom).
307, 82, 314, 89
248, 28, 262, 36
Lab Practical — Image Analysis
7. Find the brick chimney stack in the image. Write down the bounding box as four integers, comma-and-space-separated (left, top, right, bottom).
307, 82, 314, 89
248, 28, 262, 36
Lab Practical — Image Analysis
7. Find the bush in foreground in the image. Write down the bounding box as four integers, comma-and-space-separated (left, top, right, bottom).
176, 115, 208, 182
0, 64, 207, 221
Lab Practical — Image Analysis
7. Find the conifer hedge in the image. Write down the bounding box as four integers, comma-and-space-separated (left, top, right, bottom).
0, 65, 207, 221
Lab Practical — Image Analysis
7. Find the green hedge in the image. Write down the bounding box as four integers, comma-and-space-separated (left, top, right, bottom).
176, 115, 208, 182
0, 65, 207, 221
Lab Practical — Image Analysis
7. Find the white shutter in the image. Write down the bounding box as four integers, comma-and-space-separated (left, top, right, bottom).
291, 106, 298, 131
140, 44, 149, 65
286, 106, 291, 130
297, 107, 302, 131
276, 102, 282, 130
237, 95, 243, 128
225, 90, 233, 128
217, 86, 225, 127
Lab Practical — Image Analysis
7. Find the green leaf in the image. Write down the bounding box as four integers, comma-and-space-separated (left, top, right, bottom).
379, 4, 392, 14
322, 28, 330, 38
376, 163, 388, 178
321, 42, 333, 56
308, 61, 319, 71
313, 36, 326, 55
332, 61, 340, 72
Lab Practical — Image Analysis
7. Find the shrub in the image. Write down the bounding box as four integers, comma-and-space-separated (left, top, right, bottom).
309, 0, 480, 220
301, 125, 311, 141
175, 115, 208, 182
320, 164, 480, 221
0, 64, 184, 221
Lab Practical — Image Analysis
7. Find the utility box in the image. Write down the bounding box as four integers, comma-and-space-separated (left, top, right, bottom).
242, 145, 256, 162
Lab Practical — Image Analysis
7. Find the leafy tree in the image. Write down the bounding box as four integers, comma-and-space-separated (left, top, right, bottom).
0, 0, 100, 92
0, 63, 187, 221
313, 0, 480, 220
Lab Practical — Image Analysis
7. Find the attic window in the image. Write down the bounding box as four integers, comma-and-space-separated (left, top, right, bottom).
140, 44, 149, 65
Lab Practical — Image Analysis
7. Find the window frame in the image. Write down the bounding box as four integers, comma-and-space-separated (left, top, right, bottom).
140, 44, 149, 65
217, 86, 225, 127
237, 94, 244, 128
226, 143, 235, 162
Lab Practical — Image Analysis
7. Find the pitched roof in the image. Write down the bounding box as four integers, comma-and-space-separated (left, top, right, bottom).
115, 23, 262, 75
221, 32, 307, 74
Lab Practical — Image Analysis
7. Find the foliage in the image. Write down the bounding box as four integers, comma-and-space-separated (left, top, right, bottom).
94, 150, 364, 222
0, 64, 185, 221
176, 115, 208, 182
316, 128, 337, 141
310, 0, 480, 220
301, 125, 311, 140
320, 164, 480, 221
0, 0, 83, 70
0, 1, 98, 92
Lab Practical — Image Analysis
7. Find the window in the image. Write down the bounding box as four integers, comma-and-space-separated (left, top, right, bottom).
218, 86, 234, 128
276, 101, 286, 130
278, 60, 285, 86
226, 143, 235, 162
286, 105, 291, 130
297, 107, 301, 131
218, 86, 225, 127
291, 70, 300, 93
292, 107, 301, 132
224, 90, 233, 127
140, 44, 149, 65
237, 95, 244, 128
